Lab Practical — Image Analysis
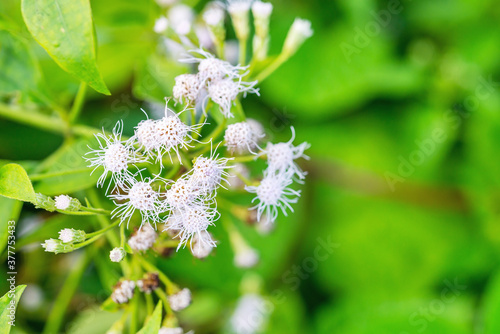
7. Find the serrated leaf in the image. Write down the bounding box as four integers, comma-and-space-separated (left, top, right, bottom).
137, 301, 162, 334
0, 285, 26, 334
0, 164, 36, 202
21, 0, 110, 95
0, 29, 41, 96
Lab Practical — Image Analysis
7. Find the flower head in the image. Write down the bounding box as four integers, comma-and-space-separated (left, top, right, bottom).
203, 6, 225, 27
182, 49, 247, 83
111, 280, 135, 304
245, 170, 300, 223
168, 4, 194, 35
110, 247, 126, 262
230, 294, 270, 334
173, 74, 202, 105
54, 195, 71, 210
169, 288, 192, 311
191, 231, 216, 258
165, 177, 200, 209
208, 78, 258, 117
264, 127, 310, 179
154, 16, 169, 34
137, 272, 160, 293
128, 224, 158, 251
42, 239, 74, 254
234, 246, 259, 268
85, 121, 142, 192
190, 148, 232, 193
58, 228, 85, 243
111, 177, 163, 227
224, 121, 260, 154
228, 0, 252, 40
165, 205, 219, 249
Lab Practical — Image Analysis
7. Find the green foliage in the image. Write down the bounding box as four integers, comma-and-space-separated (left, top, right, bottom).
137, 301, 162, 334
21, 0, 110, 94
0, 285, 26, 334
0, 164, 35, 202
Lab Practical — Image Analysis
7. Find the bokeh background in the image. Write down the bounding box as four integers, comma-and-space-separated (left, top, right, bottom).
1, 0, 500, 333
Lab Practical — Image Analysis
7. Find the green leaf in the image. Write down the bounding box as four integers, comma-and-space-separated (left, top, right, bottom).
0, 164, 36, 202
0, 29, 41, 96
137, 301, 162, 334
21, 0, 110, 95
0, 197, 22, 256
0, 285, 26, 334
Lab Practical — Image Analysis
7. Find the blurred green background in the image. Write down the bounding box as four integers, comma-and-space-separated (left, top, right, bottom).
1, 0, 500, 333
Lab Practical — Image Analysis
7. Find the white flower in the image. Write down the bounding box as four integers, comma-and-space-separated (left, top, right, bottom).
134, 118, 160, 155
158, 327, 184, 334
255, 213, 274, 235
227, 163, 250, 189
251, 1, 273, 20
208, 78, 258, 117
230, 294, 270, 334
111, 280, 135, 304
246, 118, 265, 143
190, 231, 215, 258
156, 0, 178, 7
58, 228, 85, 243
111, 178, 162, 226
154, 16, 169, 33
110, 247, 126, 262
282, 18, 313, 56
173, 74, 202, 105
54, 195, 71, 210
245, 170, 300, 223
203, 6, 225, 27
263, 127, 310, 180
165, 178, 200, 209
224, 121, 259, 154
234, 247, 259, 268
155, 106, 201, 163
182, 49, 247, 83
190, 149, 232, 193
128, 224, 158, 251
165, 205, 218, 249
168, 4, 194, 35
169, 288, 192, 311
85, 121, 141, 192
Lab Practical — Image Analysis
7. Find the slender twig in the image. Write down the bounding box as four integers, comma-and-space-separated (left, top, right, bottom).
69, 82, 87, 123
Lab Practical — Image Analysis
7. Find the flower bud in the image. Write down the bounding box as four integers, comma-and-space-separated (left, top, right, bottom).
169, 288, 192, 311
282, 18, 313, 58
137, 272, 160, 293
154, 16, 169, 34
203, 4, 226, 46
42, 239, 74, 254
54, 195, 81, 211
109, 247, 126, 262
34, 193, 55, 212
228, 0, 251, 41
252, 1, 272, 38
58, 228, 86, 243
234, 247, 259, 268
112, 280, 135, 304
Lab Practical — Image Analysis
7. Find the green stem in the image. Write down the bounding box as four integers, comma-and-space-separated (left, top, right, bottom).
154, 288, 174, 316
29, 167, 91, 181
69, 82, 87, 123
239, 38, 248, 66
0, 103, 99, 138
42, 247, 93, 334
129, 293, 139, 334
254, 54, 288, 83
79, 206, 111, 215
85, 219, 120, 238
72, 234, 104, 250
136, 256, 177, 294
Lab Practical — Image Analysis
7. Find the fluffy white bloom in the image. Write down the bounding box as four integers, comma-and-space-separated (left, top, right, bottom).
195, 24, 214, 49
58, 228, 85, 243
165, 178, 200, 209
246, 118, 265, 143
224, 121, 260, 154
168, 4, 194, 35
263, 127, 310, 179
230, 294, 270, 334
282, 18, 313, 56
110, 247, 126, 262
191, 231, 215, 258
111, 280, 135, 304
203, 6, 225, 26
154, 16, 169, 33
190, 149, 232, 193
255, 213, 274, 235
111, 177, 163, 227
169, 288, 192, 311
208, 78, 259, 117
165, 205, 218, 249
156, 0, 178, 7
41, 239, 58, 253
227, 163, 250, 189
245, 170, 300, 223
54, 195, 71, 210
173, 74, 202, 105
182, 49, 247, 83
128, 224, 158, 251
134, 118, 160, 155
234, 247, 259, 268
85, 121, 142, 192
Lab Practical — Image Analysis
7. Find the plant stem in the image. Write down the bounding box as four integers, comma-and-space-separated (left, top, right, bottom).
69, 82, 87, 123
73, 234, 104, 250
0, 103, 99, 138
254, 54, 288, 83
239, 38, 247, 66
154, 288, 174, 316
85, 219, 120, 238
29, 167, 91, 181
79, 206, 111, 215
137, 256, 177, 294
42, 247, 93, 334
